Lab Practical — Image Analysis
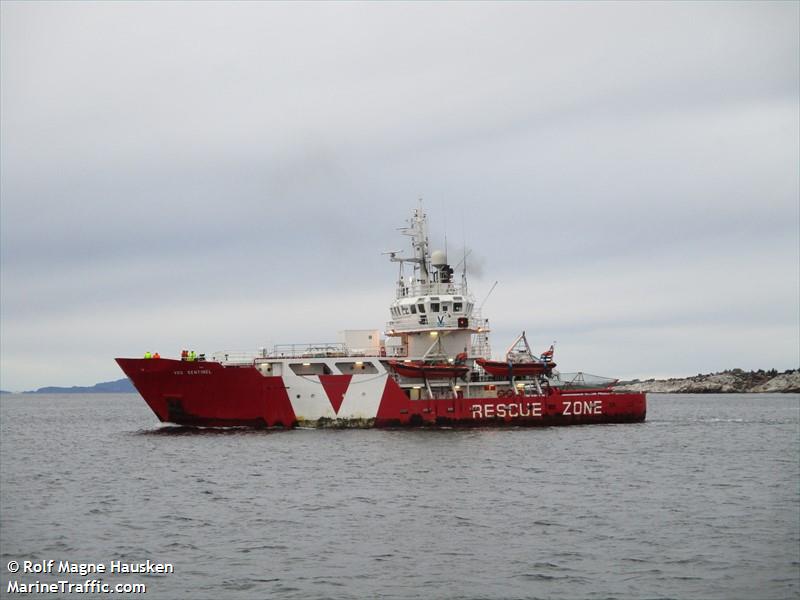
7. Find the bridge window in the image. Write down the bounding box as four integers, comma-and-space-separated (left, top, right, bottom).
431, 302, 440, 312
453, 302, 463, 312
417, 304, 425, 313
410, 305, 417, 314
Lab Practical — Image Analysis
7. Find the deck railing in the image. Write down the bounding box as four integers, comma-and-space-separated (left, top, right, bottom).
395, 281, 468, 299
211, 342, 384, 364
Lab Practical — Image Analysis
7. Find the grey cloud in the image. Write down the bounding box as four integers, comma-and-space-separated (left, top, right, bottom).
1, 1, 797, 389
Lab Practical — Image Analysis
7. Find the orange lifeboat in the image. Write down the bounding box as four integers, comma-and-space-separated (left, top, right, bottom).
475, 357, 555, 377
476, 332, 556, 377
388, 360, 469, 379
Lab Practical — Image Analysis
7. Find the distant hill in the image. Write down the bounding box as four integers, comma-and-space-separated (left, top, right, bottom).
614, 369, 800, 393
25, 378, 136, 394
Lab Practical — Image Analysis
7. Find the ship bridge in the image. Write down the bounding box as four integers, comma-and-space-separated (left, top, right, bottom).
383, 206, 490, 360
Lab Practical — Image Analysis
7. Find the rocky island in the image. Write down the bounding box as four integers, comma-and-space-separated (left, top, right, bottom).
613, 369, 800, 394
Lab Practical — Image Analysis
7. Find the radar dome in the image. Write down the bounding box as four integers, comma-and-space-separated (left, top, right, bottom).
431, 250, 448, 268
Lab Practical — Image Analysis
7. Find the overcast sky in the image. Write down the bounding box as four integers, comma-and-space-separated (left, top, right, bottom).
1, 1, 798, 390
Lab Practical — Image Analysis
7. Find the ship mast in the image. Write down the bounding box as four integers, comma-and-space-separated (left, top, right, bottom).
390, 203, 431, 295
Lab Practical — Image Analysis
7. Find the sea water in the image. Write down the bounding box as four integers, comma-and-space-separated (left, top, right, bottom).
1, 393, 798, 599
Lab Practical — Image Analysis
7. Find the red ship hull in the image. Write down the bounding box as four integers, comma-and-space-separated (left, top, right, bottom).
117, 358, 646, 428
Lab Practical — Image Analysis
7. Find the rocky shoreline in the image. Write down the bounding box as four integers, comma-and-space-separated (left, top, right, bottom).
613, 369, 800, 394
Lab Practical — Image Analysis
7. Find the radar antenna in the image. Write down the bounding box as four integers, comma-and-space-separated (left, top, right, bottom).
382, 250, 404, 262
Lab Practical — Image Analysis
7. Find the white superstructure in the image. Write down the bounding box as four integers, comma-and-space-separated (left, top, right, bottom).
383, 206, 491, 361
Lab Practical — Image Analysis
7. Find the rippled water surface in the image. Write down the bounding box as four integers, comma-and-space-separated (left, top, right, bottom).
1, 393, 798, 599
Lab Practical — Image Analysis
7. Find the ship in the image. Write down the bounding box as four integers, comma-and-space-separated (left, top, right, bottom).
116, 206, 646, 428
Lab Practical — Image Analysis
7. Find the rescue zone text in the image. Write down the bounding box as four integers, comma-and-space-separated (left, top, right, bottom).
470, 399, 603, 418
